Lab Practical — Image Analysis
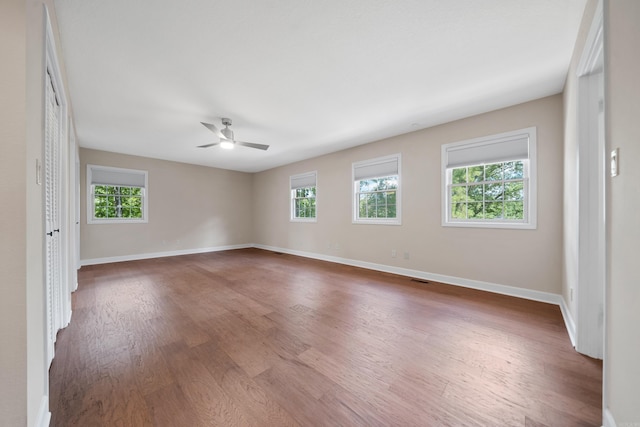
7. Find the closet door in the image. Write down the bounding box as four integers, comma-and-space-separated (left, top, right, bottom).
44, 70, 62, 366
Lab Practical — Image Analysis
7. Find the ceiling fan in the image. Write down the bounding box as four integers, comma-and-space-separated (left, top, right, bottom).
198, 118, 269, 151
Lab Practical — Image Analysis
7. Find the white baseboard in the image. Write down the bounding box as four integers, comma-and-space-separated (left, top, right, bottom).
36, 395, 50, 427
603, 408, 616, 427
80, 244, 253, 266
65, 308, 73, 328
253, 244, 562, 306
604, 409, 640, 427
559, 297, 577, 347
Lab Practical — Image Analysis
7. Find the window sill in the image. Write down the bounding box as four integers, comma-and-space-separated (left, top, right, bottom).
442, 220, 535, 230
353, 219, 402, 226
88, 219, 148, 225
290, 218, 317, 223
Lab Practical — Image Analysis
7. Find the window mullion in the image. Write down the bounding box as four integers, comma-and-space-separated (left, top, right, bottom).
445, 160, 529, 225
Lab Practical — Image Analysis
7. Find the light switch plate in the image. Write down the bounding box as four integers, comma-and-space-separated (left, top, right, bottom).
611, 148, 619, 177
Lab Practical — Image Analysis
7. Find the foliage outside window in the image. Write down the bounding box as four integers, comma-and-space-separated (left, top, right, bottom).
353, 154, 401, 225
442, 127, 536, 229
450, 161, 525, 220
292, 186, 317, 220
93, 185, 144, 219
290, 171, 317, 222
356, 176, 398, 220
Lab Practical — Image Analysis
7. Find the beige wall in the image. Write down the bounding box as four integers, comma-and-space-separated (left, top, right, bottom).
1, 0, 28, 424
253, 95, 564, 294
2, 0, 72, 424
80, 149, 254, 261
605, 0, 640, 423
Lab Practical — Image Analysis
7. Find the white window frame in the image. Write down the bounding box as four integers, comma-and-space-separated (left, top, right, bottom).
290, 171, 317, 222
441, 127, 537, 229
352, 153, 402, 225
87, 164, 148, 224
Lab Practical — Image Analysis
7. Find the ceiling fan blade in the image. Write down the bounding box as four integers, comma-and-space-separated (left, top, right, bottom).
197, 142, 220, 148
200, 121, 225, 139
236, 140, 270, 151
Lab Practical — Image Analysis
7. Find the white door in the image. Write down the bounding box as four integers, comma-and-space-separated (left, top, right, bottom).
44, 70, 62, 366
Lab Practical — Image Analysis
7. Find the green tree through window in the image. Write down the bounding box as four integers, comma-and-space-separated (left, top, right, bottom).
357, 176, 398, 219
292, 187, 316, 219
93, 185, 143, 219
450, 161, 524, 221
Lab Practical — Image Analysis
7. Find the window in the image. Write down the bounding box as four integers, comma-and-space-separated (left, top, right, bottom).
87, 165, 148, 224
290, 171, 317, 222
442, 127, 536, 229
353, 154, 401, 225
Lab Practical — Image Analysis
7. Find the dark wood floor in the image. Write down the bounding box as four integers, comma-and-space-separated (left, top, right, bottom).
50, 248, 602, 426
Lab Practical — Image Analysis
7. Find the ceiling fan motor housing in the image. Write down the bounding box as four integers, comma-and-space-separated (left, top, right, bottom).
221, 118, 234, 140
221, 127, 234, 140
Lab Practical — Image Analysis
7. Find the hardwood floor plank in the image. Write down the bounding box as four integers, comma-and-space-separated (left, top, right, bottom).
129, 344, 175, 397
144, 383, 202, 427
199, 312, 280, 377
191, 336, 308, 427
161, 341, 253, 426
297, 346, 460, 425
50, 248, 602, 426
252, 358, 340, 426
263, 326, 311, 357
266, 353, 338, 401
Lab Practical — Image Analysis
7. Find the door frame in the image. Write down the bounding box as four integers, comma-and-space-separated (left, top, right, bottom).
575, 0, 605, 360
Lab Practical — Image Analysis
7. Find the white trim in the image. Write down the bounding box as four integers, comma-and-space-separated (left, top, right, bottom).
65, 308, 73, 327
573, 0, 605, 360
290, 218, 317, 223
44, 8, 67, 105
290, 217, 317, 223
577, 0, 604, 76
252, 244, 561, 306
35, 395, 51, 427
600, 410, 640, 427
560, 297, 577, 347
602, 408, 616, 427
80, 244, 253, 266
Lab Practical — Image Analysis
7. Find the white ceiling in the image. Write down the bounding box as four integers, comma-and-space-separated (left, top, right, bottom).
54, 0, 587, 173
